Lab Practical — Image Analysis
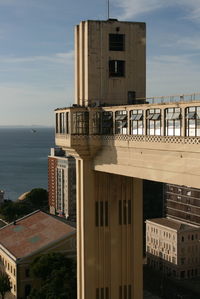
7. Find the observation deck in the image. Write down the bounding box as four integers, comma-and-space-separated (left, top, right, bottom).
55, 92, 200, 189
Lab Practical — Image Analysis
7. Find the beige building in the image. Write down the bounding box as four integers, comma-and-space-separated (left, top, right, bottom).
55, 19, 146, 299
0, 210, 76, 298
146, 218, 200, 279
75, 19, 146, 106
54, 18, 200, 299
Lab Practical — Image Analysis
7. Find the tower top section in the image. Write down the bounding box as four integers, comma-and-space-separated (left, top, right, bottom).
75, 19, 146, 106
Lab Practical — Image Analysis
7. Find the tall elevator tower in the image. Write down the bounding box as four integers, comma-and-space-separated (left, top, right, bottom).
73, 19, 146, 299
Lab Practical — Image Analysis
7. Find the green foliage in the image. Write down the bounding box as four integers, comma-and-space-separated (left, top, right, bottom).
0, 271, 12, 299
0, 188, 48, 222
30, 253, 76, 299
24, 188, 48, 210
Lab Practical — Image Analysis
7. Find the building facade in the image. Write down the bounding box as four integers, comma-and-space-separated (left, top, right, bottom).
55, 19, 146, 299
146, 218, 200, 279
53, 17, 200, 299
75, 19, 146, 106
48, 148, 76, 221
165, 184, 200, 226
0, 210, 76, 298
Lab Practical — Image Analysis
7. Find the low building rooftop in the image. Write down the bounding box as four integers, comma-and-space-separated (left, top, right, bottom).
0, 210, 76, 259
146, 217, 199, 232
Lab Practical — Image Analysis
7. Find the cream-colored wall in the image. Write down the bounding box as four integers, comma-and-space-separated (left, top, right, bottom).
146, 222, 177, 264
146, 221, 200, 279
93, 139, 200, 189
75, 20, 146, 106
0, 249, 17, 297
76, 160, 143, 299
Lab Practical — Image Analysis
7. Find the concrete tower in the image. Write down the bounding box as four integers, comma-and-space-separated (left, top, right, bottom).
75, 19, 146, 106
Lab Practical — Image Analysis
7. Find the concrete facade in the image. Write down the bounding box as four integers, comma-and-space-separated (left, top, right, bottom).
54, 18, 200, 299
75, 19, 146, 106
165, 184, 200, 226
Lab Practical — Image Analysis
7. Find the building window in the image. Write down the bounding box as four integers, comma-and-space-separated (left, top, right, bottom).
115, 111, 128, 134
185, 106, 200, 136
102, 111, 113, 134
72, 112, 89, 135
25, 269, 30, 278
92, 112, 101, 134
95, 201, 108, 227
96, 287, 109, 299
130, 110, 143, 135
56, 112, 69, 134
165, 107, 181, 136
109, 34, 125, 51
146, 109, 161, 135
25, 285, 31, 297
109, 60, 125, 77
119, 285, 132, 299
119, 199, 131, 225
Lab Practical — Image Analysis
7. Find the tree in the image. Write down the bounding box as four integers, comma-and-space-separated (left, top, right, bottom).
24, 188, 48, 211
29, 253, 76, 299
0, 188, 48, 223
0, 271, 12, 299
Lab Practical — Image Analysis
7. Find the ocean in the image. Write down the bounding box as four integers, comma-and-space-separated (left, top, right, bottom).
0, 127, 55, 201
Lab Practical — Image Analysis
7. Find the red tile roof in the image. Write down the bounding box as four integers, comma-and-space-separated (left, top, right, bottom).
0, 210, 76, 259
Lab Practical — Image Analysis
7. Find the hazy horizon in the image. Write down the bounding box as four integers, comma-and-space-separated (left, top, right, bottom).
0, 0, 200, 126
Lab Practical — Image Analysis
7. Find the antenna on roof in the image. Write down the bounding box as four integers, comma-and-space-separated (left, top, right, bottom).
107, 0, 110, 19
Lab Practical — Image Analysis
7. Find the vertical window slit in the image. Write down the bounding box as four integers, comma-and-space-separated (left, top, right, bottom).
123, 200, 127, 225
128, 285, 131, 299
100, 201, 104, 226
101, 287, 104, 299
119, 200, 122, 225
95, 202, 99, 227
119, 286, 122, 299
124, 285, 127, 299
128, 200, 131, 224
105, 201, 108, 226
105, 287, 109, 299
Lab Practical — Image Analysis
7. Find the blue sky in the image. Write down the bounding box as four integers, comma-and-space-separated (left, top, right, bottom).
0, 0, 200, 126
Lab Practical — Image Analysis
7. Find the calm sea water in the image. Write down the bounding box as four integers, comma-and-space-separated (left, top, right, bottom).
0, 127, 55, 201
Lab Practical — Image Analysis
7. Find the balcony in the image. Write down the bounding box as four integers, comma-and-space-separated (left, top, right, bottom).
55, 93, 200, 153
55, 93, 200, 187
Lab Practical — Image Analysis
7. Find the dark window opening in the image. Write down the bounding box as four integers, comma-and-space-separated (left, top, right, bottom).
109, 34, 125, 51
95, 201, 109, 227
109, 60, 125, 77
119, 199, 131, 225
25, 285, 31, 297
102, 112, 113, 134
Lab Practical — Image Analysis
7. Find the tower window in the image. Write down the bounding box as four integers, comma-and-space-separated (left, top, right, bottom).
109, 34, 125, 51
109, 60, 125, 77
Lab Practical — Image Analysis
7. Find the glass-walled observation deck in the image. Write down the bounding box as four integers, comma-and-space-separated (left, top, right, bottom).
55, 93, 200, 150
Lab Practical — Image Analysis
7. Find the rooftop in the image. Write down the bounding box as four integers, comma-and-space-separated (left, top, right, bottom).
0, 210, 76, 259
146, 217, 199, 232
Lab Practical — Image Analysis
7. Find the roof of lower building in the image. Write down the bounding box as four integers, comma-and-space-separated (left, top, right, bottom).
0, 210, 76, 259
146, 217, 199, 231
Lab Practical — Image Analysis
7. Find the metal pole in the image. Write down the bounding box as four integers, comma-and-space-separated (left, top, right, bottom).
108, 0, 110, 19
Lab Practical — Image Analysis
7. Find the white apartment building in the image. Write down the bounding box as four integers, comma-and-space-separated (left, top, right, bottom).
48, 148, 76, 221
146, 217, 200, 279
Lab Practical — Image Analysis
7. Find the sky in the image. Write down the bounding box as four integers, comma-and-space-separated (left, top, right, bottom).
0, 0, 200, 126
